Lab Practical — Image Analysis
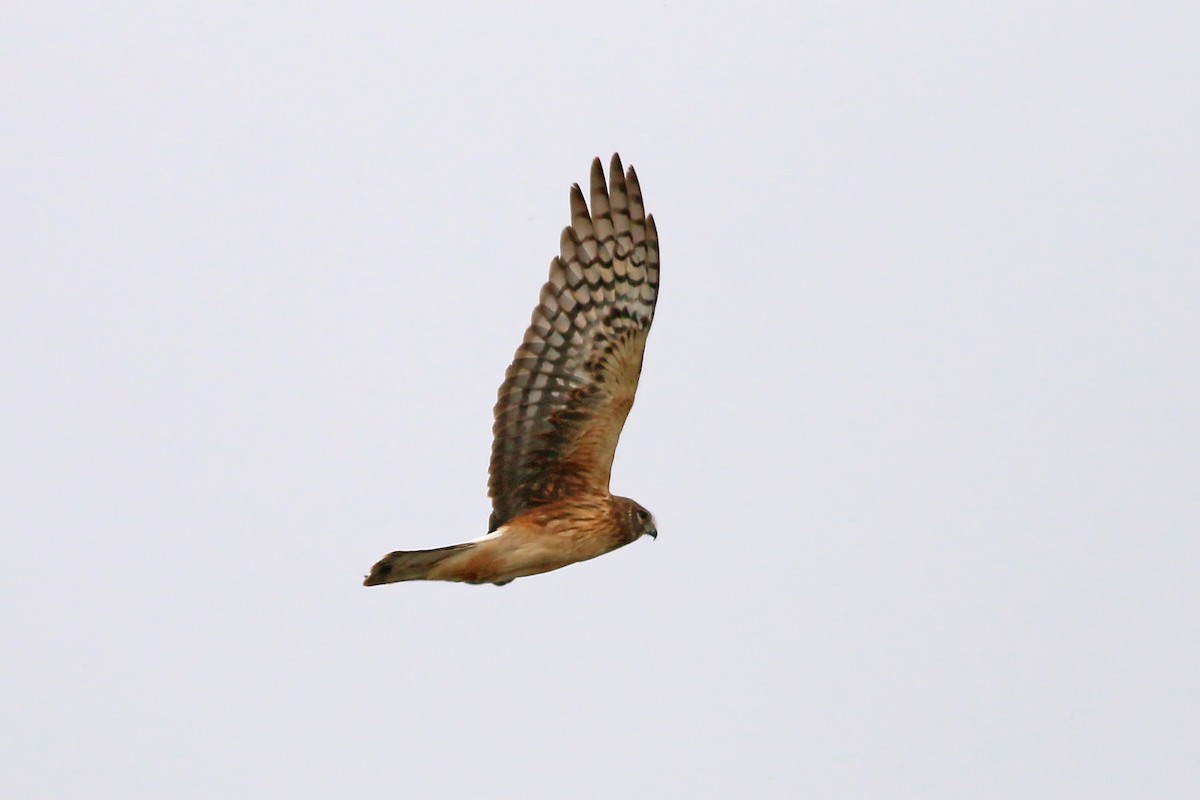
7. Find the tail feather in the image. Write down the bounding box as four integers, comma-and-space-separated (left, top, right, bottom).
363, 543, 475, 586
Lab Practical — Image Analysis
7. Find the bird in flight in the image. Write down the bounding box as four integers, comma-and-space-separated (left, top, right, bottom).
364, 154, 660, 587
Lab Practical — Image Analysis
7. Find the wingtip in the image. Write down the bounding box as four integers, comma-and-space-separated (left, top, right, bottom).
363, 551, 398, 586
609, 152, 625, 179
590, 157, 607, 196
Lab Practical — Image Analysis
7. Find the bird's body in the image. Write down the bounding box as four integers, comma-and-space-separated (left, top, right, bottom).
364, 155, 659, 587
373, 496, 648, 586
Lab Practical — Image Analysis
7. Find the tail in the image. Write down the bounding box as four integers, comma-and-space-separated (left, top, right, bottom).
363, 543, 475, 586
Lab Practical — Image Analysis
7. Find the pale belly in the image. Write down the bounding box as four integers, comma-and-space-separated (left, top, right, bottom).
428, 523, 618, 585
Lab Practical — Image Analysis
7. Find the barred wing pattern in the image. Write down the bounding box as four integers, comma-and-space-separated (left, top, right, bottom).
488, 155, 659, 532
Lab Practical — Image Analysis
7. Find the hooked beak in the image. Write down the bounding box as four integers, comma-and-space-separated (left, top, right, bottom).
647, 526, 657, 540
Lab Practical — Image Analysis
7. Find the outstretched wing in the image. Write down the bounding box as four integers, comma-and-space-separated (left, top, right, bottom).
487, 154, 659, 532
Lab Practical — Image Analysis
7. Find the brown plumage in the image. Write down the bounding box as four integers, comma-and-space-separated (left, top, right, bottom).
364, 154, 659, 587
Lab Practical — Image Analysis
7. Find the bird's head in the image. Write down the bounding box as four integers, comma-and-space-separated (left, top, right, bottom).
614, 496, 657, 544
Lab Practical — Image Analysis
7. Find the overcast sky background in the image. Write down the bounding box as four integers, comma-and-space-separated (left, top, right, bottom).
3, 3, 1198, 798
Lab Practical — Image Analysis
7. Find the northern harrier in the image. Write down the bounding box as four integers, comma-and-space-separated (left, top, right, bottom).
364, 154, 659, 587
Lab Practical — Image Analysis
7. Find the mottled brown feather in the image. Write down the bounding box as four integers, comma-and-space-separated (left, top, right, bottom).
487, 155, 660, 532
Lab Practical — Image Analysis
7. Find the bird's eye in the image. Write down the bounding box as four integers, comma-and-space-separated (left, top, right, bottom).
636, 509, 649, 522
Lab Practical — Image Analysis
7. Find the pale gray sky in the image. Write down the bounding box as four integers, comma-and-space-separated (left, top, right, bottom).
3, 3, 1198, 798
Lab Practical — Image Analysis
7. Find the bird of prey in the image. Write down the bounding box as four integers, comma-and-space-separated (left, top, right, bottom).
363, 154, 660, 587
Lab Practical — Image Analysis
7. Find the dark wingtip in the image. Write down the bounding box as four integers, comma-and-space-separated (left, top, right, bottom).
362, 554, 394, 587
